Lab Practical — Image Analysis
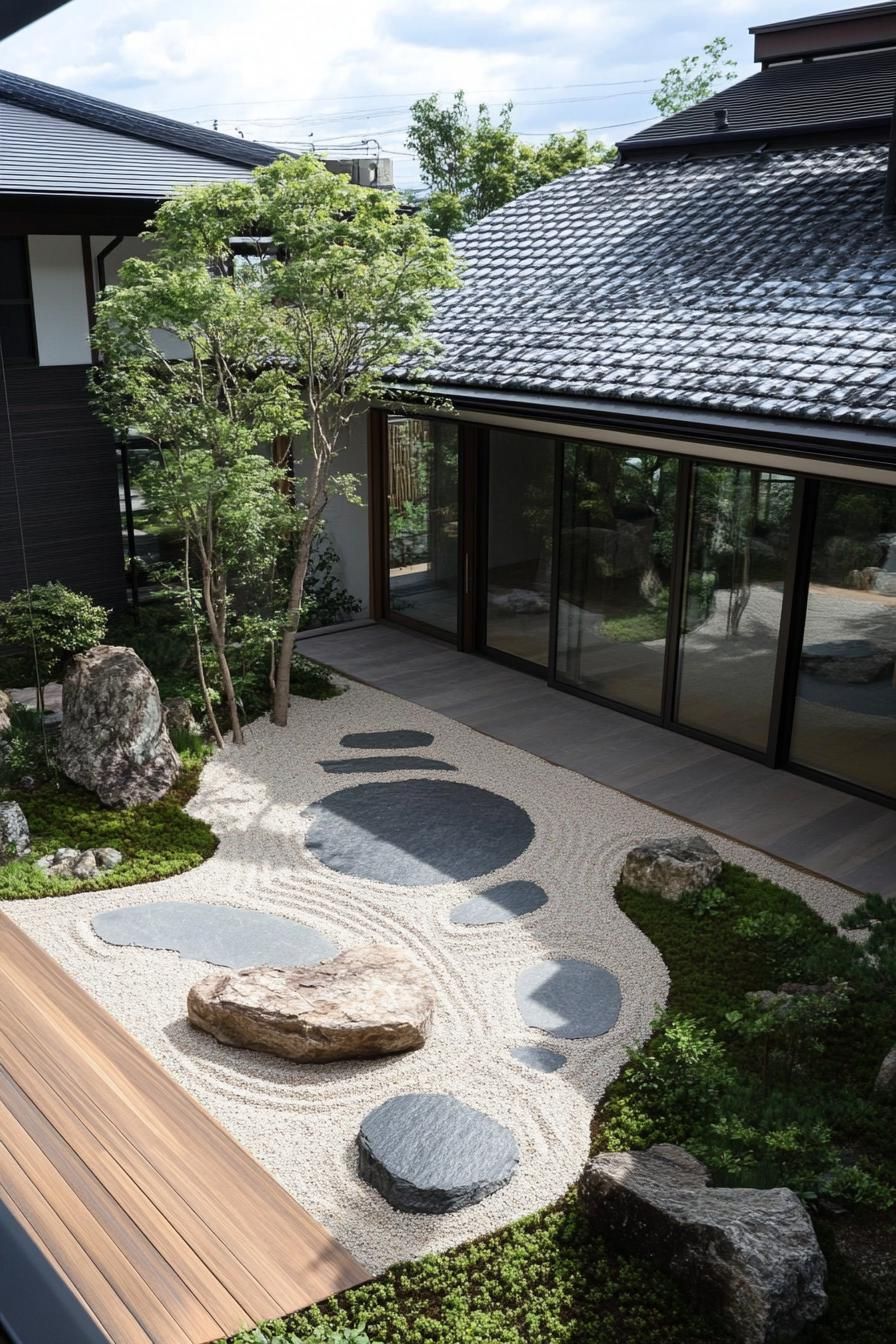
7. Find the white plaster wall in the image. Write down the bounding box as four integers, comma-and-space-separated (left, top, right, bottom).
92, 235, 192, 361
27, 235, 92, 366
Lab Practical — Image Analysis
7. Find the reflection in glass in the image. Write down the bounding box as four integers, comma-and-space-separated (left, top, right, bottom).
675, 465, 794, 751
387, 417, 459, 634
790, 481, 896, 798
485, 431, 555, 666
556, 441, 678, 714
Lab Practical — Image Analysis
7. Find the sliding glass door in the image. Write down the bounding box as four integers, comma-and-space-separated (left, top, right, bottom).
789, 481, 896, 798
555, 440, 678, 715
484, 430, 554, 667
674, 465, 796, 751
386, 416, 460, 636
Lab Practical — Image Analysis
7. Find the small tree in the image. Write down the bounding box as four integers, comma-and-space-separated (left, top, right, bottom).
91, 156, 457, 737
651, 37, 738, 118
0, 582, 108, 717
407, 92, 615, 234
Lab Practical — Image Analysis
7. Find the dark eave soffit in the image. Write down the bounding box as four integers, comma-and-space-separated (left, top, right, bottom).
0, 1, 72, 41
385, 382, 896, 474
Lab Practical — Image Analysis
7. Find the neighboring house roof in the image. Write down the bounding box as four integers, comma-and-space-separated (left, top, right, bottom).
409, 143, 896, 431
620, 47, 896, 158
0, 101, 261, 197
0, 2, 72, 41
0, 66, 281, 197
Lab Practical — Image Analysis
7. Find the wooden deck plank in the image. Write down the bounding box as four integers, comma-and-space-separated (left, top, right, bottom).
0, 913, 368, 1344
303, 624, 896, 897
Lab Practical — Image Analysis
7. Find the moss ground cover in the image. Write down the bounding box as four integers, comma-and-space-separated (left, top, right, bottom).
0, 741, 217, 901
228, 861, 896, 1344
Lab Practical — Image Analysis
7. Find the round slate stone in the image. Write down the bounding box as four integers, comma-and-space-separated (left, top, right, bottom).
450, 880, 547, 925
92, 901, 338, 969
510, 1045, 566, 1074
357, 1093, 519, 1213
516, 959, 621, 1039
303, 780, 534, 886
341, 730, 434, 749
319, 756, 457, 775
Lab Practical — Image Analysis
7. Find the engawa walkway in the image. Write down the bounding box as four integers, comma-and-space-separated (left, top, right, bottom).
0, 913, 367, 1344
302, 622, 896, 899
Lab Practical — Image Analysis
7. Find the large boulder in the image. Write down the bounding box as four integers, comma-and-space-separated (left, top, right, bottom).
188, 945, 435, 1063
0, 801, 30, 861
58, 646, 180, 808
875, 1043, 896, 1099
580, 1145, 826, 1344
620, 834, 722, 900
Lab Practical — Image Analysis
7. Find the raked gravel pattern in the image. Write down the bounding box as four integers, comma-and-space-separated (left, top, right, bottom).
4, 681, 862, 1274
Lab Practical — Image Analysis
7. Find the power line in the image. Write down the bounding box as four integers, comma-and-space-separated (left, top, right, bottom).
158, 76, 662, 115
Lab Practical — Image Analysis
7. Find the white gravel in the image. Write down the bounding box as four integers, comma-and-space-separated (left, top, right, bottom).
4, 681, 861, 1274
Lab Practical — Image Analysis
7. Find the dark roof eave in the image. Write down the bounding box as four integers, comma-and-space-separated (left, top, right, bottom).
618, 115, 891, 160
383, 381, 896, 473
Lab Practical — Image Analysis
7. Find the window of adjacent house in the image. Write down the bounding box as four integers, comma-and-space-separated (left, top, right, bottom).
0, 237, 37, 364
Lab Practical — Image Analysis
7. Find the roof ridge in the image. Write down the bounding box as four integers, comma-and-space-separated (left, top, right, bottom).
0, 66, 283, 168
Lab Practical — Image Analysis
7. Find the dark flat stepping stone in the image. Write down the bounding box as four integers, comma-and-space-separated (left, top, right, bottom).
510, 1045, 566, 1073
516, 959, 621, 1039
319, 756, 457, 774
450, 880, 547, 925
340, 730, 434, 749
92, 901, 338, 969
357, 1092, 519, 1213
303, 780, 534, 886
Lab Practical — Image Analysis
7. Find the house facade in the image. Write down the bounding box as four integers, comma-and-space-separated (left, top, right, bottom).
356, 4, 896, 808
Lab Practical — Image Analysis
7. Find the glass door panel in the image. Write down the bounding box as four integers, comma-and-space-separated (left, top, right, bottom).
789, 480, 896, 798
386, 416, 459, 635
555, 441, 679, 715
675, 464, 795, 751
484, 430, 555, 666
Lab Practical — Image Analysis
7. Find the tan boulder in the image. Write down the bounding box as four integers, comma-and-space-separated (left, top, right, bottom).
187, 945, 435, 1063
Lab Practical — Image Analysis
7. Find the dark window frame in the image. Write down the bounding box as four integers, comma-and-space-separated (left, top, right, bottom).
0, 236, 38, 367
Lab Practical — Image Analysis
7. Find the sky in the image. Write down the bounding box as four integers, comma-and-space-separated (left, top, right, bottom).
0, 0, 874, 190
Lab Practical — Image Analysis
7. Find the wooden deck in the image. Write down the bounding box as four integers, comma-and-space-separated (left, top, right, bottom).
302, 622, 896, 898
0, 913, 367, 1344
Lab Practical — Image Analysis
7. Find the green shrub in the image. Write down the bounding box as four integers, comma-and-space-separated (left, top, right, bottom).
0, 583, 108, 691
0, 703, 57, 789
842, 894, 896, 991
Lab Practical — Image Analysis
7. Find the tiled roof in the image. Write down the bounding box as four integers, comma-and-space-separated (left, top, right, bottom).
0, 67, 281, 171
620, 48, 896, 157
408, 144, 896, 431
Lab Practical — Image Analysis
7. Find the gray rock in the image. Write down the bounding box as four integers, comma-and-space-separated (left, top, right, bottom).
71, 850, 98, 878
800, 640, 893, 684
303, 779, 535, 886
58, 645, 180, 808
510, 1045, 566, 1073
340, 730, 434, 749
162, 696, 201, 736
620, 834, 723, 900
319, 756, 457, 775
358, 1093, 519, 1213
451, 880, 547, 925
0, 801, 30, 860
0, 689, 10, 735
874, 1043, 896, 1099
94, 847, 123, 871
516, 958, 621, 1038
92, 900, 338, 969
188, 946, 435, 1062
580, 1145, 827, 1344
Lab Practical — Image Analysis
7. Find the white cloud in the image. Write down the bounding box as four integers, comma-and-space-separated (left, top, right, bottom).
0, 0, 866, 187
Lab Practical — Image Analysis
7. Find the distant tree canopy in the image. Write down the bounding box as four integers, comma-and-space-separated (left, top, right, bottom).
406, 91, 615, 235
651, 36, 738, 118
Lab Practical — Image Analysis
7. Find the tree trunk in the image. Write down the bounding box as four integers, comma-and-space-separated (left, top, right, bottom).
270, 523, 314, 727
200, 571, 244, 746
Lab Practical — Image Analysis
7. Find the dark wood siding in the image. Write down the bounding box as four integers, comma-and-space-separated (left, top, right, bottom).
0, 364, 125, 608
